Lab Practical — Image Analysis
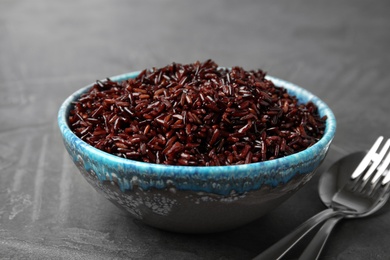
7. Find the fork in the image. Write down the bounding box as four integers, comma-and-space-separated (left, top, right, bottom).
254, 136, 390, 260
298, 138, 390, 259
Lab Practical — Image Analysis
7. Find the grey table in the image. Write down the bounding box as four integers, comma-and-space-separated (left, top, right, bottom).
1, 1, 389, 259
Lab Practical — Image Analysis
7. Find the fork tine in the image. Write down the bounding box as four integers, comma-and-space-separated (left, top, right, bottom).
365, 170, 388, 197
382, 170, 390, 185
371, 173, 390, 198
371, 139, 390, 184
351, 136, 384, 179
363, 138, 390, 181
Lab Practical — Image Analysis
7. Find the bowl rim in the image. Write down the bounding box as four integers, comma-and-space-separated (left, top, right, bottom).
58, 71, 336, 176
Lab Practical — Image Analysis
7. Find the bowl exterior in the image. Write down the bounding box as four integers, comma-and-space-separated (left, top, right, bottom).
58, 72, 336, 233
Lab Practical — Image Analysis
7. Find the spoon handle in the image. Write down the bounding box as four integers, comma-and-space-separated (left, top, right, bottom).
253, 208, 340, 260
298, 215, 344, 260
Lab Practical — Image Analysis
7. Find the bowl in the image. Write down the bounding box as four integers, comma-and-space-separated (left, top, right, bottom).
58, 71, 336, 233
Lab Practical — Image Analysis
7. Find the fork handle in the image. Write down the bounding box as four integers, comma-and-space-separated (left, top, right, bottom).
298, 215, 344, 260
253, 208, 341, 260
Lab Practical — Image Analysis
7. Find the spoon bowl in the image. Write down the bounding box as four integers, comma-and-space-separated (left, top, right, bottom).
319, 151, 390, 218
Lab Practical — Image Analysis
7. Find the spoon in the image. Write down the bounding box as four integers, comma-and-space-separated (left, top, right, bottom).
254, 150, 390, 260
319, 151, 387, 216
298, 151, 390, 259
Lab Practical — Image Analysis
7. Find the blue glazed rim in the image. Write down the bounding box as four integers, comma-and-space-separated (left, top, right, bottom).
58, 71, 336, 195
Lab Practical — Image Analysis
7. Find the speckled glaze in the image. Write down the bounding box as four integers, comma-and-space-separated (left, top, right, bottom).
58, 71, 336, 233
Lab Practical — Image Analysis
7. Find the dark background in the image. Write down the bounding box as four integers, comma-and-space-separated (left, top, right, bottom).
1, 0, 389, 259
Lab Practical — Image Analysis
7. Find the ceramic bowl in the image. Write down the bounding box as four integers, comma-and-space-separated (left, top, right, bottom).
58, 71, 336, 233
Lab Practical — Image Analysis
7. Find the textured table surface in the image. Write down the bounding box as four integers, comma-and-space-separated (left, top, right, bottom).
1, 1, 390, 259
